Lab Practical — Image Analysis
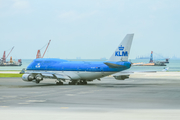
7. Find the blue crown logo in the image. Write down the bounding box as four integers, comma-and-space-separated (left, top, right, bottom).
118, 45, 124, 50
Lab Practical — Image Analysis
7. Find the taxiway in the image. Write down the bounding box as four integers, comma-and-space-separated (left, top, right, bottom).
0, 72, 180, 120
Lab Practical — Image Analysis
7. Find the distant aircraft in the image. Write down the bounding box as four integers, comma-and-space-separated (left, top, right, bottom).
162, 67, 169, 72
22, 34, 134, 85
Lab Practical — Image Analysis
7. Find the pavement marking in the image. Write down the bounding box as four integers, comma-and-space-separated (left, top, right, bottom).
77, 91, 93, 94
26, 100, 46, 103
0, 106, 9, 107
2, 96, 17, 98
66, 94, 75, 96
0, 72, 19, 73
30, 92, 41, 94
18, 103, 29, 104
60, 107, 69, 109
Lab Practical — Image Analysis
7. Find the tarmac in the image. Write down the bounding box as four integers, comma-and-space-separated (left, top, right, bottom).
0, 72, 180, 120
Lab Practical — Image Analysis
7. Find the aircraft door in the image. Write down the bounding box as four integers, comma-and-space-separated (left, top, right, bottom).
62, 67, 64, 72
100, 67, 104, 74
77, 67, 80, 73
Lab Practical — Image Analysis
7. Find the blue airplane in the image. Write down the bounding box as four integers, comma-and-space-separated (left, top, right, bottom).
22, 34, 134, 85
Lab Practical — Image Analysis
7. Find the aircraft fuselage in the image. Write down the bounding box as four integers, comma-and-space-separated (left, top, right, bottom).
26, 58, 131, 81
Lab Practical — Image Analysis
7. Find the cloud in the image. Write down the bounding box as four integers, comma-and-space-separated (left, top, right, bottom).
58, 10, 98, 21
12, 0, 30, 9
0, 0, 31, 17
148, 1, 174, 11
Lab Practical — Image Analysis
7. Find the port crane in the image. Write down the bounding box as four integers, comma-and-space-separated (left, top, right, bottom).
36, 40, 51, 59
1, 46, 14, 63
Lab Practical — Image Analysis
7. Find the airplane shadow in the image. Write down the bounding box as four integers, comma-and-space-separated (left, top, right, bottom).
9, 84, 59, 88
8, 82, 164, 88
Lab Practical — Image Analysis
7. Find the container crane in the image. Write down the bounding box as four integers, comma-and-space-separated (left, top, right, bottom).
36, 40, 51, 59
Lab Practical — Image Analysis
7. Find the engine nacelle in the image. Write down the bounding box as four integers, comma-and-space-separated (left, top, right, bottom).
114, 75, 129, 80
35, 76, 43, 81
22, 74, 35, 81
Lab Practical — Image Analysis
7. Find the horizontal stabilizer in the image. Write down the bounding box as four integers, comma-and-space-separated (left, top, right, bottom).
104, 62, 125, 68
112, 72, 131, 80
113, 75, 130, 80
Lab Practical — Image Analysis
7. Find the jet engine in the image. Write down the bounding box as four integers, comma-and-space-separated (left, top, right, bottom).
22, 74, 35, 81
114, 75, 129, 80
35, 74, 43, 81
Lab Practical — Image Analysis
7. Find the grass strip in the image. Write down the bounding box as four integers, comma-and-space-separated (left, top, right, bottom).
0, 74, 23, 77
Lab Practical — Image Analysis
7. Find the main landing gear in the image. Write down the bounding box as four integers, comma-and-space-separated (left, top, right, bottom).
69, 80, 87, 85
56, 81, 63, 85
56, 80, 63, 85
35, 80, 40, 84
55, 80, 87, 85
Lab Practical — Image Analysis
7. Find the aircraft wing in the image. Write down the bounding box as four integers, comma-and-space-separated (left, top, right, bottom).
25, 71, 71, 80
51, 74, 71, 80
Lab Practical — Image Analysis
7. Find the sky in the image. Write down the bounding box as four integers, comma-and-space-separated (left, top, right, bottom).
0, 0, 180, 59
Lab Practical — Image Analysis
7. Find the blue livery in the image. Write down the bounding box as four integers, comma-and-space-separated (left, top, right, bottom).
27, 58, 131, 72
22, 34, 134, 85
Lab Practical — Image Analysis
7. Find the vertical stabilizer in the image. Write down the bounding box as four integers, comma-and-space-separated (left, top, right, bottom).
108, 34, 134, 61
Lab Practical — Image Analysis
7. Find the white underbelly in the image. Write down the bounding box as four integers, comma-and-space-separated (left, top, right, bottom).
77, 71, 116, 80
26, 70, 116, 81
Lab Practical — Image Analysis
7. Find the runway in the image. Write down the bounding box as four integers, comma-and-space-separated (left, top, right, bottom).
0, 72, 180, 120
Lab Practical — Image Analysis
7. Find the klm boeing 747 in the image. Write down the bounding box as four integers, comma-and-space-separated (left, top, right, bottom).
22, 34, 134, 85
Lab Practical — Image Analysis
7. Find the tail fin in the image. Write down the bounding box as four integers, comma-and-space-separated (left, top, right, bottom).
108, 34, 134, 61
